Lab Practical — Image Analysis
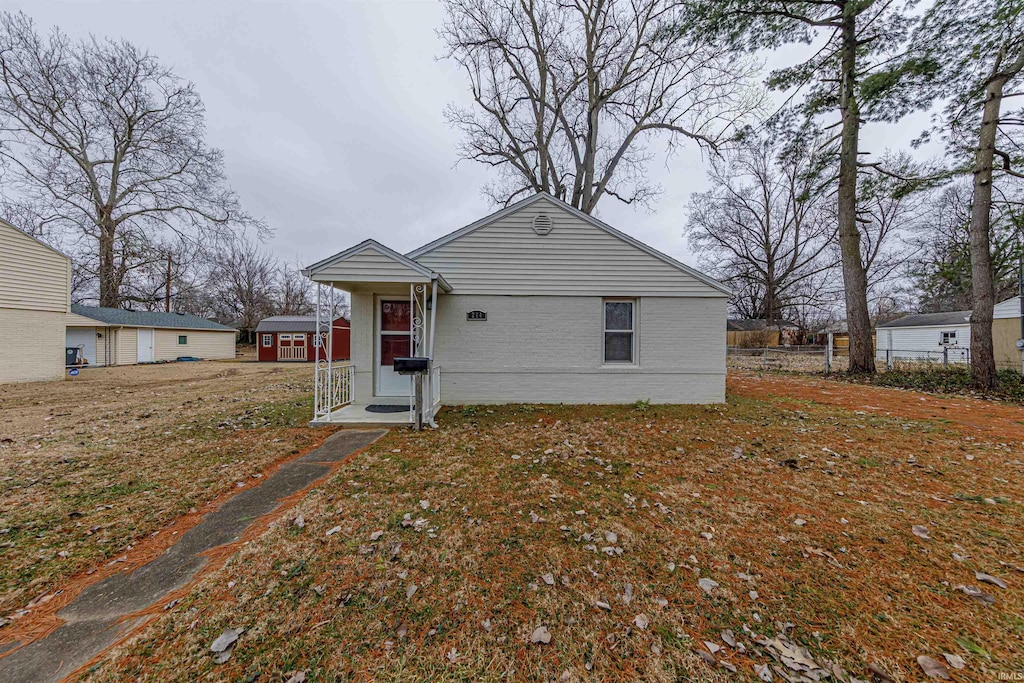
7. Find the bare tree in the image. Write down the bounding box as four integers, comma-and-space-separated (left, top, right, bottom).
275, 262, 316, 316
0, 12, 263, 308
687, 133, 837, 326
856, 152, 919, 302
440, 0, 763, 213
206, 237, 277, 344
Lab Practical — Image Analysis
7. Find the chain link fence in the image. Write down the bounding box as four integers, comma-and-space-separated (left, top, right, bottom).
727, 345, 1024, 374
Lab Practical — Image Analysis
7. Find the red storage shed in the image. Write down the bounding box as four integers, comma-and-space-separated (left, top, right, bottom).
255, 315, 350, 362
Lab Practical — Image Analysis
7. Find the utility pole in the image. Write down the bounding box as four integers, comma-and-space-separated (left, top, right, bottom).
165, 253, 172, 313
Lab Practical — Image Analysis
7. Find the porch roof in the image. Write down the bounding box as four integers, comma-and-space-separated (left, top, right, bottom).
303, 239, 452, 292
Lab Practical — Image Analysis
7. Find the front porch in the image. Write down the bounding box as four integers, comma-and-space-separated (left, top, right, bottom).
312, 363, 442, 427
301, 240, 450, 427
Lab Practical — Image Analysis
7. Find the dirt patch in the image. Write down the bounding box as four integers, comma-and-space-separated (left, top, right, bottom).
729, 370, 1024, 441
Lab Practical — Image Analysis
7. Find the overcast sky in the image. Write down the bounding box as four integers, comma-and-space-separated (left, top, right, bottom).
3, 0, 935, 270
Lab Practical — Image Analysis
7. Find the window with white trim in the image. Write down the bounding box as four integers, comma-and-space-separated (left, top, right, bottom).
940, 330, 957, 346
261, 334, 272, 347
293, 333, 306, 343
603, 299, 635, 363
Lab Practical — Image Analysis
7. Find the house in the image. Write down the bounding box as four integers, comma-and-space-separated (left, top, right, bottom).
876, 296, 1022, 368
726, 318, 800, 347
0, 219, 72, 383
255, 315, 351, 362
66, 305, 237, 366
302, 192, 730, 425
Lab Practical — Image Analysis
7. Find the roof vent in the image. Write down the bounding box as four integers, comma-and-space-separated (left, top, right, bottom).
532, 214, 553, 235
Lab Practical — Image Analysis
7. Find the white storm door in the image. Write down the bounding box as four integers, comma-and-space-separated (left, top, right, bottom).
377, 299, 412, 396
137, 328, 155, 363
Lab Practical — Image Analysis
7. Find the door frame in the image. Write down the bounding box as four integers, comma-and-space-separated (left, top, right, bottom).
374, 295, 412, 397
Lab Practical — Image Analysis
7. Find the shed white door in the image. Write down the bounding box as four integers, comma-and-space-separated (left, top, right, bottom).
137, 328, 155, 363
377, 299, 411, 396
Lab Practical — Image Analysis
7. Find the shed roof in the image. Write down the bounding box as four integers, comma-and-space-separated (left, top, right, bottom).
71, 305, 236, 331
877, 311, 971, 329
255, 315, 350, 333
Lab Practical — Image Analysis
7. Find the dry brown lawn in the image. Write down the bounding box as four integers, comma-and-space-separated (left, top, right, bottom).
0, 360, 320, 624
80, 372, 1023, 682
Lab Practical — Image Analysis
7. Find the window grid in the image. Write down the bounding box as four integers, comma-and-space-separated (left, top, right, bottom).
603, 299, 636, 364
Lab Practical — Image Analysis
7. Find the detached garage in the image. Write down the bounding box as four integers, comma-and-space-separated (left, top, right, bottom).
66, 305, 237, 366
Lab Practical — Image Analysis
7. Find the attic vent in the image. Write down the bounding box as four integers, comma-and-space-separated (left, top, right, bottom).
532, 214, 554, 235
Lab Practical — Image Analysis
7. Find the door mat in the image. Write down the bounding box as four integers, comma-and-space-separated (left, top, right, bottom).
364, 404, 410, 414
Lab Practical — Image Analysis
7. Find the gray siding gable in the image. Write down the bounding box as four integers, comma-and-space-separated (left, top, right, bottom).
407, 194, 729, 297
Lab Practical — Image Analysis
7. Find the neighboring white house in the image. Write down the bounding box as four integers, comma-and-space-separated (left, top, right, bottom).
66, 305, 237, 367
0, 219, 72, 383
303, 192, 730, 424
876, 296, 1023, 367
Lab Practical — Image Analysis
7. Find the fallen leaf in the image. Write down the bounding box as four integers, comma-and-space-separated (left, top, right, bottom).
917, 655, 951, 680
754, 663, 773, 681
293, 515, 305, 529
285, 672, 307, 683
721, 629, 736, 647
975, 572, 1007, 589
369, 530, 384, 541
942, 653, 966, 670
447, 648, 459, 663
325, 526, 341, 537
912, 525, 930, 540
595, 600, 611, 611
867, 662, 895, 683
694, 648, 717, 666
210, 628, 241, 653
541, 573, 555, 586
530, 625, 552, 644
793, 518, 807, 527
698, 577, 719, 595
406, 584, 417, 599
210, 627, 242, 664
958, 585, 995, 605
481, 619, 492, 633
633, 614, 649, 629
704, 641, 721, 654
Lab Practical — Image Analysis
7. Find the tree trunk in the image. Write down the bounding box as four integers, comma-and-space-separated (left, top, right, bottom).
98, 219, 118, 308
968, 75, 1006, 389
836, 6, 875, 373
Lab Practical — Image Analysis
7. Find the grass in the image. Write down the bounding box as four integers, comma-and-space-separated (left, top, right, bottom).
85, 391, 1022, 682
0, 362, 322, 619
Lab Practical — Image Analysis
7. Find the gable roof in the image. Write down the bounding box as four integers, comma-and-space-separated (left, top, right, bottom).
304, 239, 452, 291
255, 315, 350, 333
877, 311, 971, 329
71, 304, 237, 331
0, 218, 72, 262
405, 193, 730, 296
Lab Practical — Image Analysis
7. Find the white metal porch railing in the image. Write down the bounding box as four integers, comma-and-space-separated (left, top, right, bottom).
424, 364, 441, 426
314, 362, 354, 421
278, 345, 307, 361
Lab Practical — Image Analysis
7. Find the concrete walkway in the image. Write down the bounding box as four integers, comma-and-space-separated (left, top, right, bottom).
0, 429, 385, 683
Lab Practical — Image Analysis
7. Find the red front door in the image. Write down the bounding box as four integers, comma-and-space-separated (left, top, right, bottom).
378, 300, 411, 395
